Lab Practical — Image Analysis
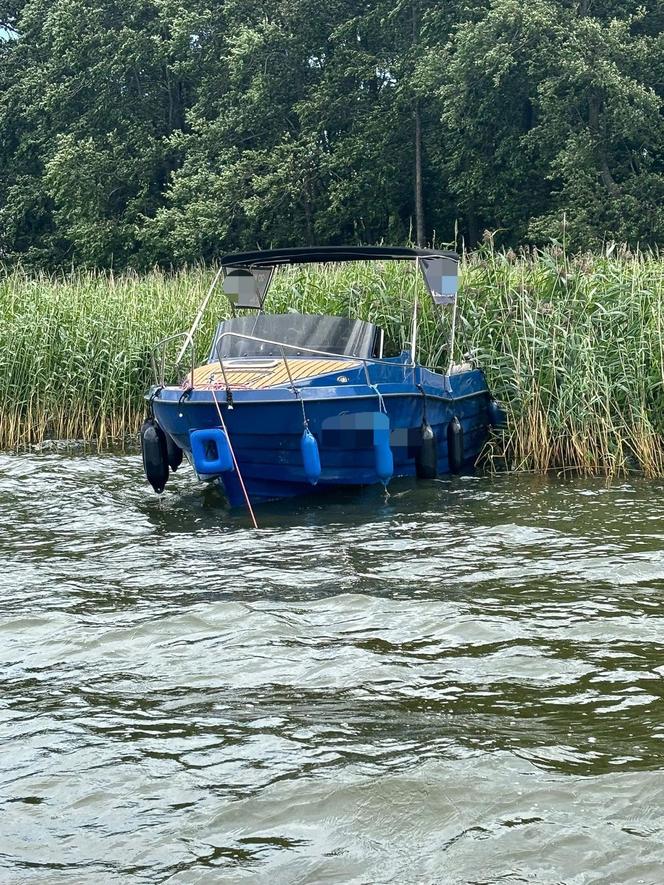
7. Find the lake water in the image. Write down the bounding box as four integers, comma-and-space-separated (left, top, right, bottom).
1, 452, 663, 884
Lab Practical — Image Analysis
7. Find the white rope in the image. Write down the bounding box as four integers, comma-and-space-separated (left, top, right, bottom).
370, 383, 387, 414
210, 388, 259, 529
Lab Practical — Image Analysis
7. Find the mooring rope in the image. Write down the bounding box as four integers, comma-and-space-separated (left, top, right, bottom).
210, 387, 259, 530
370, 383, 387, 415
281, 349, 311, 431
292, 386, 309, 429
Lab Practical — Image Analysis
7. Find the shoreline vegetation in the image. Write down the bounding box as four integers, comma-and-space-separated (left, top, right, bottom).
1, 246, 662, 477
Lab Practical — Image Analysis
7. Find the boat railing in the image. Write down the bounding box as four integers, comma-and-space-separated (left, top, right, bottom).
211, 331, 414, 393
151, 328, 463, 392
150, 332, 196, 388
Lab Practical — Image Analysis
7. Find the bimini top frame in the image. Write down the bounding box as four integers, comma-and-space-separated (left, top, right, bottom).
176, 245, 460, 365
220, 245, 457, 267
221, 246, 459, 310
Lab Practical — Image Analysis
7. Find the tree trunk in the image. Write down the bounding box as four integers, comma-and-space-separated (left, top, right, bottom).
412, 0, 425, 247
414, 102, 425, 247
588, 94, 620, 197
467, 211, 479, 249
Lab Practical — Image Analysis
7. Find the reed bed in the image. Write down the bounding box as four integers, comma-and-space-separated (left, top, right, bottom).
1, 249, 662, 476
0, 265, 214, 449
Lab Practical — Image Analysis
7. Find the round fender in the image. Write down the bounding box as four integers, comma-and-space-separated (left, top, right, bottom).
372, 413, 394, 484
140, 417, 169, 493
301, 428, 321, 485
447, 416, 464, 474
374, 439, 394, 483
416, 420, 438, 479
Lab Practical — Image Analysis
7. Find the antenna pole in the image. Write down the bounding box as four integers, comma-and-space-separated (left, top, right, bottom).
410, 294, 418, 365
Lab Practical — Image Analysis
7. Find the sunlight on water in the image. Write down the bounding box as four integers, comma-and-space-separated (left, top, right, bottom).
1, 453, 663, 883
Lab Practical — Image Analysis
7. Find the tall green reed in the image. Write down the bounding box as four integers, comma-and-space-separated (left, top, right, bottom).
0, 265, 213, 448
1, 249, 662, 475
459, 247, 664, 476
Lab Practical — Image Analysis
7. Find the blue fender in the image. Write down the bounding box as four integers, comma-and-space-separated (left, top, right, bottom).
373, 413, 394, 483
301, 428, 322, 485
190, 428, 234, 475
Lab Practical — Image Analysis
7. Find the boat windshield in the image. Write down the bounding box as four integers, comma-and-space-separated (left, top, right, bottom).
209, 314, 380, 360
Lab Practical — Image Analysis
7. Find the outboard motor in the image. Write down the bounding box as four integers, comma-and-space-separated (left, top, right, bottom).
416, 420, 438, 479
141, 417, 169, 493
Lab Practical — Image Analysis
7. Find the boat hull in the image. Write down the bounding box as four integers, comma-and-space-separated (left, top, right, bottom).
150, 365, 493, 507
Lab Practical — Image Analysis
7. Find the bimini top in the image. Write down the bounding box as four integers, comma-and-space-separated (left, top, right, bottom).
220, 245, 459, 310
219, 245, 458, 268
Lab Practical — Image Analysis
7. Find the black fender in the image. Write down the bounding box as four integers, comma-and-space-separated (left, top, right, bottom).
140, 417, 169, 493
165, 432, 183, 472
416, 420, 438, 479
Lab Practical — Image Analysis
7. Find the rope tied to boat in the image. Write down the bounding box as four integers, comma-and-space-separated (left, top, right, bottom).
416, 383, 428, 422
148, 386, 163, 417
209, 387, 259, 530
282, 353, 310, 430
295, 389, 309, 429
370, 382, 387, 415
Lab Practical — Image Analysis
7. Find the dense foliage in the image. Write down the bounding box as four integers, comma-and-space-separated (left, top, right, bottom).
1, 1, 663, 268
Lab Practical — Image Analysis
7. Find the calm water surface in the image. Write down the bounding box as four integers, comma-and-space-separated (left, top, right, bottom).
1, 452, 663, 884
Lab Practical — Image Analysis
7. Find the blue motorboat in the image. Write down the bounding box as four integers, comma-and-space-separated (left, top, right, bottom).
142, 246, 502, 514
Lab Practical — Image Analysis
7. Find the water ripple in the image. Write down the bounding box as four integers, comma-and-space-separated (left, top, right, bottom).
1, 453, 664, 882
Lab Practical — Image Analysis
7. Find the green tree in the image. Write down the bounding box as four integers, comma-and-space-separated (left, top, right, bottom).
146, 0, 465, 260
1, 0, 662, 267
528, 6, 664, 246
0, 0, 195, 265
427, 0, 664, 247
